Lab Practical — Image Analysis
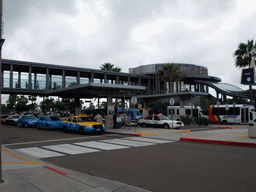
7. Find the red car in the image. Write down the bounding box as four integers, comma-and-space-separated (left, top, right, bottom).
1, 114, 9, 124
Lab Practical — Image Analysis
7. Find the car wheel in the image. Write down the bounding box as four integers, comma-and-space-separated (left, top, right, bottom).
63, 126, 68, 133
37, 124, 40, 129
222, 120, 228, 125
79, 127, 84, 134
164, 124, 169, 129
46, 125, 50, 131
25, 123, 28, 128
142, 123, 147, 128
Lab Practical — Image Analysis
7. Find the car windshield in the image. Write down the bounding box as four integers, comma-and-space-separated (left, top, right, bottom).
24, 116, 37, 119
77, 116, 93, 122
47, 117, 60, 121
13, 116, 20, 119
159, 116, 170, 120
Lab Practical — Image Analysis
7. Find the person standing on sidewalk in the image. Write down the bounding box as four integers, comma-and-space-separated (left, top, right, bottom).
94, 113, 103, 123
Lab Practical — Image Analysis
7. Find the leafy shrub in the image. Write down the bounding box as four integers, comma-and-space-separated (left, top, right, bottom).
196, 117, 209, 126
180, 116, 193, 125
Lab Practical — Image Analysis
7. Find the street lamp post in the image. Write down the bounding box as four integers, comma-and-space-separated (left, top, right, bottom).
0, 0, 5, 183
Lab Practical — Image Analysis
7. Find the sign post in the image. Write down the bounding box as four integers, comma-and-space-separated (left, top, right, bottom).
233, 102, 236, 124
225, 104, 229, 127
170, 98, 175, 129
131, 97, 137, 132
217, 101, 220, 127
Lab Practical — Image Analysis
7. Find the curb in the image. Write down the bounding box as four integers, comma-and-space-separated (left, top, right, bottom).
180, 137, 256, 147
217, 127, 236, 129
125, 133, 141, 137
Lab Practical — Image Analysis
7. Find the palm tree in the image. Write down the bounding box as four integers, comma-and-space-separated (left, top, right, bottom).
234, 40, 256, 68
100, 63, 114, 71
234, 40, 256, 103
100, 63, 121, 72
157, 63, 180, 93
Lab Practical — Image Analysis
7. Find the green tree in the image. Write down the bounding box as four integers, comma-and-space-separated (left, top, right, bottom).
55, 100, 68, 112
40, 97, 54, 114
153, 100, 169, 115
100, 63, 121, 72
6, 94, 18, 113
234, 40, 256, 68
89, 102, 95, 109
16, 95, 29, 114
28, 95, 37, 112
234, 40, 256, 103
157, 63, 180, 93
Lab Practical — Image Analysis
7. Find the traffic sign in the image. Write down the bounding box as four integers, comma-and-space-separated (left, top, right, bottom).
170, 98, 175, 106
131, 96, 137, 105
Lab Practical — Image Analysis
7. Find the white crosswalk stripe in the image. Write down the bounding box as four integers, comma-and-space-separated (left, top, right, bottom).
99, 139, 156, 147
17, 147, 65, 158
16, 137, 174, 159
74, 141, 130, 150
42, 144, 100, 155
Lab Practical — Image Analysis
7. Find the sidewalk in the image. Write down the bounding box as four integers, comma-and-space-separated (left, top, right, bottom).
1, 124, 256, 191
106, 124, 256, 147
0, 146, 151, 192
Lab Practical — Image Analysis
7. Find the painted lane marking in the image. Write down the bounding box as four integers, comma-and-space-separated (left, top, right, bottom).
2, 148, 41, 165
99, 139, 156, 147
17, 147, 65, 158
42, 144, 100, 155
73, 141, 130, 150
124, 137, 174, 144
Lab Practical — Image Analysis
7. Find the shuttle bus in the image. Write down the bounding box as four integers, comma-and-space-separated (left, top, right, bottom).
209, 104, 256, 124
167, 106, 206, 120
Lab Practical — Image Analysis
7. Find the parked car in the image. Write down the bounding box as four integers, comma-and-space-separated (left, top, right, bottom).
62, 114, 106, 134
37, 116, 62, 130
137, 114, 184, 129
1, 114, 9, 124
18, 115, 38, 128
6, 115, 20, 125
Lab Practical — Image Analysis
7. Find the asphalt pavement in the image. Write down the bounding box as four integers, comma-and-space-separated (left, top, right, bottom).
1, 123, 256, 191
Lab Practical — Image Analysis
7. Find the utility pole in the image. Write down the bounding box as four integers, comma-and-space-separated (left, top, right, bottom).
0, 0, 5, 183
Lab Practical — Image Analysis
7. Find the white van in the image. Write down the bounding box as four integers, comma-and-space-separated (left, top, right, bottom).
167, 106, 206, 120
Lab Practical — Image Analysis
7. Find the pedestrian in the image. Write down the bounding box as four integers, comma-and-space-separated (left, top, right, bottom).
113, 110, 118, 128
94, 113, 103, 123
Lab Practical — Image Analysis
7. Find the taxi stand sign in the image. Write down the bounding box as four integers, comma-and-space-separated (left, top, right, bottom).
241, 68, 254, 85
241, 59, 256, 85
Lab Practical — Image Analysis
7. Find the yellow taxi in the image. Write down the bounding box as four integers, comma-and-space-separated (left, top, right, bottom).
62, 114, 105, 134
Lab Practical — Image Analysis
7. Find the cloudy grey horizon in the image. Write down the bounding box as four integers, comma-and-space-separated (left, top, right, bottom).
2, 0, 256, 104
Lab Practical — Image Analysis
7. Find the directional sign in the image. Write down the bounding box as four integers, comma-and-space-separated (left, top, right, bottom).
131, 96, 137, 105
170, 98, 175, 106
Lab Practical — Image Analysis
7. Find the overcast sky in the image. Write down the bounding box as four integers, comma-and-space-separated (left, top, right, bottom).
2, 0, 256, 103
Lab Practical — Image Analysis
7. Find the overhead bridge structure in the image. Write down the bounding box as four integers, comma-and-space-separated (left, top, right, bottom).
1, 59, 252, 127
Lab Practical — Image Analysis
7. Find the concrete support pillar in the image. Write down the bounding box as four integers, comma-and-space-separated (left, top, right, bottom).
77, 71, 80, 85
104, 73, 107, 83
28, 66, 32, 90
34, 73, 37, 89
106, 91, 113, 129
62, 69, 65, 88
9, 64, 13, 88
74, 97, 81, 115
90, 72, 94, 83
18, 72, 21, 88
179, 100, 186, 117
46, 67, 50, 90
116, 75, 119, 84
